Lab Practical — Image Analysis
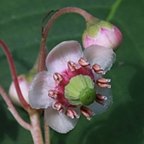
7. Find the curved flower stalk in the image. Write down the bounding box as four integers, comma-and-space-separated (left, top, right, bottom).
29, 40, 116, 133
0, 40, 44, 144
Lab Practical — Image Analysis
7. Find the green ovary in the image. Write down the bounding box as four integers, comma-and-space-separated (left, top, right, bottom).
64, 75, 96, 106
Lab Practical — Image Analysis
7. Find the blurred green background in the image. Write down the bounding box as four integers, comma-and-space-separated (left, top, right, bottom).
0, 0, 144, 143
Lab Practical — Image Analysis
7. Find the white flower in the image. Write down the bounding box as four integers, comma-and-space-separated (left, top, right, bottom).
28, 40, 115, 133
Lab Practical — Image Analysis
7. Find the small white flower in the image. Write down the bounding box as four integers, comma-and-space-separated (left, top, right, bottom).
28, 40, 115, 133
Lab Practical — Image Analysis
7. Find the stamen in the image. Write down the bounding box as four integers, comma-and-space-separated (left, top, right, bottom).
97, 78, 111, 83
96, 78, 111, 88
92, 64, 105, 74
96, 94, 107, 105
67, 61, 78, 71
80, 106, 93, 120
66, 108, 79, 119
53, 102, 62, 111
96, 94, 107, 101
53, 73, 63, 83
95, 99, 104, 105
48, 90, 57, 99
78, 58, 89, 67
97, 83, 111, 88
66, 109, 75, 119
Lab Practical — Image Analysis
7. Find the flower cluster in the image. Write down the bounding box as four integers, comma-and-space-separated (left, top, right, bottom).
0, 7, 122, 144
8, 16, 122, 133
28, 40, 116, 133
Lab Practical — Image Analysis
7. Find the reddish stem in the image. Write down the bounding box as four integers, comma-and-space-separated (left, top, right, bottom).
0, 85, 31, 130
38, 7, 95, 72
42, 7, 94, 39
0, 40, 30, 109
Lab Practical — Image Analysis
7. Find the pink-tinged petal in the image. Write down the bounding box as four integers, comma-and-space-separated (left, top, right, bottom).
29, 71, 55, 109
84, 45, 116, 72
83, 27, 122, 49
82, 20, 122, 49
46, 41, 83, 73
45, 108, 78, 133
102, 26, 122, 48
88, 87, 112, 114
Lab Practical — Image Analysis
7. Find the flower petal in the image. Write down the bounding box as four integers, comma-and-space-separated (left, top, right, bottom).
45, 108, 78, 133
28, 71, 55, 109
84, 45, 116, 72
46, 40, 83, 73
88, 87, 112, 114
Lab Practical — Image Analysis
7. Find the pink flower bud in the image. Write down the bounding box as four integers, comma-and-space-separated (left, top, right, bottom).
9, 75, 29, 106
82, 20, 122, 49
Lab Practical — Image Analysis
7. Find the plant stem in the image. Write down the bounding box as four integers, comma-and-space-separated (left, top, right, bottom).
0, 40, 44, 143
38, 7, 95, 72
0, 85, 31, 130
44, 112, 50, 144
29, 111, 44, 144
0, 85, 44, 144
0, 40, 30, 109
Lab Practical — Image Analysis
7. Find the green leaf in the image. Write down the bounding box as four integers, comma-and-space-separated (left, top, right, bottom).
0, 0, 144, 143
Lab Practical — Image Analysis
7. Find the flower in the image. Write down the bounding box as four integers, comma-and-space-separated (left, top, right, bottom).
82, 20, 122, 49
28, 40, 116, 133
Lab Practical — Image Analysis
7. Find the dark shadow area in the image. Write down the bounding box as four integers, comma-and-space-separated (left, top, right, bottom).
13, 50, 32, 70
51, 131, 67, 144
0, 104, 19, 143
79, 65, 144, 144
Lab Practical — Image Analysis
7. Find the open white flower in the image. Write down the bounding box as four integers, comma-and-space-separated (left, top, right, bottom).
28, 40, 115, 133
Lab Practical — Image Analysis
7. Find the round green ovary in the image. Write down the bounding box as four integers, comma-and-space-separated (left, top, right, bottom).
64, 75, 96, 106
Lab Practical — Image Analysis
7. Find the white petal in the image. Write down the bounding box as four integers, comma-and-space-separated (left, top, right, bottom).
88, 87, 112, 114
84, 45, 116, 72
46, 40, 83, 73
28, 71, 55, 109
44, 108, 78, 133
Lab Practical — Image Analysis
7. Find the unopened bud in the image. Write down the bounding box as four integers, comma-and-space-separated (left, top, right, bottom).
9, 75, 29, 106
9, 61, 37, 106
82, 20, 122, 49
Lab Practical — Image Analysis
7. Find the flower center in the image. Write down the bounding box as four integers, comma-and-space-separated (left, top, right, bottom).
48, 58, 111, 120
52, 63, 94, 107
65, 75, 96, 106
